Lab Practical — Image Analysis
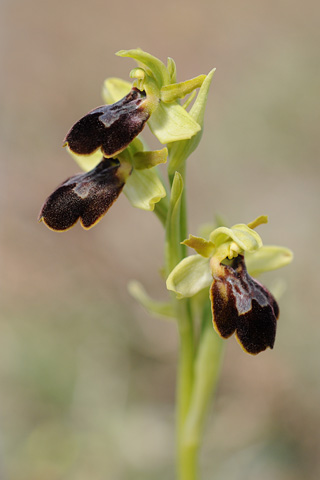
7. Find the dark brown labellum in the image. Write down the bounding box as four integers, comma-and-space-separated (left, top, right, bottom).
38, 158, 126, 231
210, 255, 279, 354
64, 88, 150, 157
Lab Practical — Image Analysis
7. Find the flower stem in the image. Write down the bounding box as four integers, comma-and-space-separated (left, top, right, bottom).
178, 304, 224, 480
169, 163, 197, 480
175, 298, 194, 443
165, 158, 224, 480
184, 320, 224, 452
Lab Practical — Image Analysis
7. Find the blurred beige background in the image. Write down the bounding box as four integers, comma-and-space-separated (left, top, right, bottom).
1, 0, 319, 479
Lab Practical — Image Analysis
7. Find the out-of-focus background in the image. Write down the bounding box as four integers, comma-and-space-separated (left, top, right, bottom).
1, 0, 319, 479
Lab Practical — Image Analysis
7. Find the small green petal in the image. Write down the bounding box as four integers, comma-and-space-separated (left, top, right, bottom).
128, 280, 175, 319
210, 224, 263, 254
247, 215, 268, 230
102, 77, 132, 104
166, 254, 212, 299
67, 147, 102, 172
133, 148, 168, 170
182, 234, 215, 258
123, 167, 166, 211
116, 48, 169, 87
148, 102, 201, 144
160, 75, 206, 103
245, 245, 294, 277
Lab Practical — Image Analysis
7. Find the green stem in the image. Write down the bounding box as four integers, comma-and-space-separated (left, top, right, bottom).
177, 301, 224, 480
169, 162, 197, 480
175, 298, 194, 446
178, 163, 188, 258
166, 159, 223, 480
183, 322, 224, 457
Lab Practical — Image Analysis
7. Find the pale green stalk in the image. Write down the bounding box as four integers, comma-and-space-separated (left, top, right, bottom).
164, 159, 224, 480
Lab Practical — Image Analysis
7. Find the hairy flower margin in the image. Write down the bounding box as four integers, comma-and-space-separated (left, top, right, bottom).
39, 48, 214, 230
166, 216, 293, 354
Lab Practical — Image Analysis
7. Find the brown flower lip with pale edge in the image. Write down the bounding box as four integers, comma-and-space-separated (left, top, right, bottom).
64, 88, 150, 157
210, 255, 279, 355
38, 158, 128, 231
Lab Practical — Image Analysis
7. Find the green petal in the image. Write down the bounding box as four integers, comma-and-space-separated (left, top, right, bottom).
210, 224, 263, 254
123, 167, 166, 211
166, 254, 212, 299
128, 280, 174, 319
160, 75, 206, 103
67, 147, 102, 172
102, 77, 132, 104
133, 148, 168, 169
167, 68, 216, 174
245, 245, 294, 277
116, 48, 169, 86
182, 234, 215, 257
247, 215, 268, 230
148, 102, 201, 144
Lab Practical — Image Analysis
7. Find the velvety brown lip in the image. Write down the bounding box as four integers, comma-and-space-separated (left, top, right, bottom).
64, 88, 150, 157
210, 255, 279, 355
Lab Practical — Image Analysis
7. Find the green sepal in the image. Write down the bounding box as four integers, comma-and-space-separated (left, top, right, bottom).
182, 235, 215, 258
123, 166, 166, 211
168, 68, 216, 175
245, 245, 293, 277
165, 172, 184, 274
116, 48, 169, 87
166, 254, 212, 299
102, 77, 132, 104
128, 280, 175, 319
148, 101, 201, 144
67, 147, 102, 172
160, 75, 206, 103
133, 148, 168, 170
